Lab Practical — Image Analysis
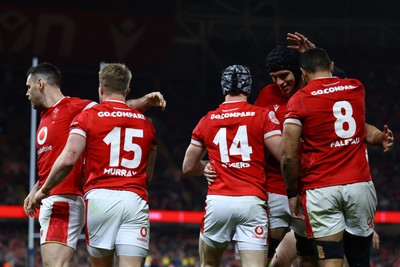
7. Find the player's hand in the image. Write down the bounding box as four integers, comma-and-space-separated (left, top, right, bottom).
382, 125, 394, 152
145, 91, 166, 110
23, 193, 37, 217
288, 195, 305, 220
204, 162, 217, 185
372, 230, 380, 250
32, 188, 50, 209
287, 32, 316, 53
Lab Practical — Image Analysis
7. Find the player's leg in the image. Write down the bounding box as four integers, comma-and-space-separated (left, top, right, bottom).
114, 192, 150, 267
234, 197, 268, 267
117, 244, 147, 267
343, 231, 373, 267
305, 187, 346, 267
312, 232, 345, 267
342, 181, 377, 267
295, 233, 318, 267
39, 195, 85, 267
87, 246, 115, 267
268, 227, 289, 266
199, 236, 227, 267
270, 230, 297, 267
267, 192, 292, 266
40, 243, 74, 267
239, 249, 266, 267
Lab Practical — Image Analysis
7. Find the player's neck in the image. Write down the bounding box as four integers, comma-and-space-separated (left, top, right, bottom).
307, 71, 332, 81
101, 94, 126, 103
45, 87, 64, 108
224, 94, 247, 102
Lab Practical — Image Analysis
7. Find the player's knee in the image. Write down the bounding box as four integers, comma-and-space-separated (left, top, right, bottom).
268, 237, 281, 259
344, 232, 372, 267
313, 239, 344, 260
295, 233, 314, 257
86, 245, 114, 258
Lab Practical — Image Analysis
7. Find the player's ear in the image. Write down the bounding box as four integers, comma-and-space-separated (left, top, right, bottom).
330, 61, 335, 73
125, 87, 130, 97
38, 78, 44, 92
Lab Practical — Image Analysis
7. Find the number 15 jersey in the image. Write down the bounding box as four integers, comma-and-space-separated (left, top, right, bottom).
70, 100, 157, 201
285, 77, 372, 189
191, 100, 281, 200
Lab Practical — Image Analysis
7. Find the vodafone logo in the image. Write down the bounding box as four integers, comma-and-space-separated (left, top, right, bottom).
140, 227, 147, 237
37, 127, 48, 145
255, 226, 264, 235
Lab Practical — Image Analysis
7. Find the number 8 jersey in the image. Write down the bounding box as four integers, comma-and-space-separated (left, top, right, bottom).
70, 100, 157, 201
191, 100, 281, 200
284, 77, 372, 189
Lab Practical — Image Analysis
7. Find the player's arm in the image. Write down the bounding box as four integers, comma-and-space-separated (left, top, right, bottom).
365, 123, 394, 152
204, 162, 217, 185
32, 133, 86, 206
281, 123, 305, 220
146, 144, 157, 183
126, 91, 166, 112
287, 32, 315, 53
23, 181, 40, 217
281, 123, 301, 197
182, 144, 208, 176
264, 134, 282, 163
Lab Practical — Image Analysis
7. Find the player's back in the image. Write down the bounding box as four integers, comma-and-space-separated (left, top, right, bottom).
37, 97, 95, 196
71, 100, 156, 200
192, 100, 280, 200
286, 77, 371, 189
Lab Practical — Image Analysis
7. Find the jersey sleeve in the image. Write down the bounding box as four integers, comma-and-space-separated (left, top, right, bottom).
284, 92, 303, 127
70, 110, 91, 138
262, 108, 282, 139
190, 116, 206, 147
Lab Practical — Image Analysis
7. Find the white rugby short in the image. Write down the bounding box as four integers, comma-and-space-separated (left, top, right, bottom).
267, 192, 307, 237
201, 195, 268, 250
85, 189, 150, 251
39, 195, 85, 250
304, 181, 377, 238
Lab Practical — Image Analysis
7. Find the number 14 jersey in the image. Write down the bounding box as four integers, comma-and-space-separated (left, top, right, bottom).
191, 100, 281, 200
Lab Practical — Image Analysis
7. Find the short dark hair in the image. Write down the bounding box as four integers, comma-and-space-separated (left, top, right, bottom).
26, 62, 62, 87
299, 47, 331, 73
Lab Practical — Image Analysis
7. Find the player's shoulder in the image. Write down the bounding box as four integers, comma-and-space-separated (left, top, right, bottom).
256, 83, 280, 98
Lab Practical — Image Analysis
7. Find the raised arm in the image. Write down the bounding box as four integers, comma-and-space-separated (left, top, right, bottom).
287, 32, 316, 53
126, 91, 166, 113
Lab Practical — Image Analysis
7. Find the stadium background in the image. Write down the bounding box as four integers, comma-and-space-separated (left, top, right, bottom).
0, 0, 399, 266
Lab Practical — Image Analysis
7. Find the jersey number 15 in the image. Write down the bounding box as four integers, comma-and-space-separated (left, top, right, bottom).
103, 127, 143, 169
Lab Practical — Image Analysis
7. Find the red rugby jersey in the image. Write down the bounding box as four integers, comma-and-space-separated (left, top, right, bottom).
191, 100, 281, 201
37, 97, 96, 196
285, 77, 372, 189
255, 84, 290, 195
70, 100, 156, 201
